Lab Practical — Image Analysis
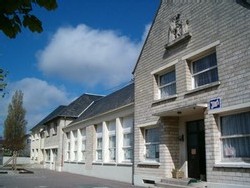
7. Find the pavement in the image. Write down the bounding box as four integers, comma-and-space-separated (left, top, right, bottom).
0, 168, 142, 188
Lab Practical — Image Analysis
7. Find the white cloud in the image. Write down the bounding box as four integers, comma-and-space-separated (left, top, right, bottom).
37, 24, 150, 88
0, 78, 73, 135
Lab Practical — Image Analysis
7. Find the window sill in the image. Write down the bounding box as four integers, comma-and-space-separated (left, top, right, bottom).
185, 81, 220, 96
214, 162, 250, 169
152, 95, 178, 106
138, 161, 160, 167
117, 162, 132, 166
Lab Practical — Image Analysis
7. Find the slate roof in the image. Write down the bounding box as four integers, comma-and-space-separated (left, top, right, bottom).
71, 83, 134, 125
58, 94, 103, 118
30, 105, 66, 131
30, 94, 103, 132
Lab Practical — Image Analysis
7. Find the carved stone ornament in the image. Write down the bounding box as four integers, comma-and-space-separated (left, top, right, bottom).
165, 14, 191, 49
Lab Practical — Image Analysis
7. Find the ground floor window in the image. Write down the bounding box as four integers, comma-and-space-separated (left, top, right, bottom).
96, 137, 102, 161
220, 111, 250, 160
123, 133, 132, 161
145, 127, 160, 160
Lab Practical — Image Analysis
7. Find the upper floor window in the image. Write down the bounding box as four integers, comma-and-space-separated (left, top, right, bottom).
191, 52, 218, 88
53, 123, 57, 136
158, 69, 176, 98
145, 127, 160, 161
220, 111, 250, 161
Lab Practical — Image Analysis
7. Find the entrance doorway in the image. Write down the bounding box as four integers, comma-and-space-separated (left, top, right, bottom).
186, 120, 206, 180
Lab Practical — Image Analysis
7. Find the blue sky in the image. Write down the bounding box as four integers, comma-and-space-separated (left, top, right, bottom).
0, 0, 160, 136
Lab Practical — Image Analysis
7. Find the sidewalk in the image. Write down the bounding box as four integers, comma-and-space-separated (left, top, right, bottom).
0, 168, 142, 188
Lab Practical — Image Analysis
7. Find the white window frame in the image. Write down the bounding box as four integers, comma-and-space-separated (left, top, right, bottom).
81, 128, 86, 162
219, 111, 250, 162
96, 124, 103, 161
122, 116, 133, 162
108, 121, 116, 162
73, 130, 78, 161
144, 127, 160, 161
66, 132, 70, 161
52, 122, 57, 136
190, 52, 218, 89
157, 68, 176, 99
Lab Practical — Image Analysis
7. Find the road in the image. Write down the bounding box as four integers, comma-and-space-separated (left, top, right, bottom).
0, 168, 142, 188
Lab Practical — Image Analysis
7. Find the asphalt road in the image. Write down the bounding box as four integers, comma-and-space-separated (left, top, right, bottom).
0, 168, 142, 188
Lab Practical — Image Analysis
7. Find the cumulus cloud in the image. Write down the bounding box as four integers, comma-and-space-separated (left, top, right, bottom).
37, 24, 150, 88
0, 78, 73, 134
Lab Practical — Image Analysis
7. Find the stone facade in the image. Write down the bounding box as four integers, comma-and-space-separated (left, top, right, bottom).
63, 105, 134, 183
133, 0, 250, 187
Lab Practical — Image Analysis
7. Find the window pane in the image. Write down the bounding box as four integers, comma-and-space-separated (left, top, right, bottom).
123, 133, 132, 147
159, 70, 176, 86
97, 150, 102, 160
146, 144, 159, 159
160, 83, 176, 97
124, 148, 132, 160
192, 53, 217, 74
109, 136, 116, 148
223, 137, 250, 158
97, 138, 102, 149
194, 68, 218, 87
146, 128, 160, 143
109, 148, 116, 161
221, 112, 250, 136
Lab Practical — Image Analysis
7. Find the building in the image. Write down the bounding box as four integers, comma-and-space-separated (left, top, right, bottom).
133, 0, 250, 187
63, 83, 134, 183
30, 94, 102, 171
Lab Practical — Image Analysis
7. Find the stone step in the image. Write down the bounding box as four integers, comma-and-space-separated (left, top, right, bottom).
156, 178, 207, 188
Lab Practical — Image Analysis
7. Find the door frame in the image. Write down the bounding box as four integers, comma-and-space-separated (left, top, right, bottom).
186, 119, 206, 180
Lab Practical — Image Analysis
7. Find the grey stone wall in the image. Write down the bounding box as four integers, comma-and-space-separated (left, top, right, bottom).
134, 0, 250, 186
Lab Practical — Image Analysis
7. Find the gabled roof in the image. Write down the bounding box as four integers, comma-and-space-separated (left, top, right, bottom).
30, 94, 103, 132
71, 83, 134, 125
30, 105, 66, 131
58, 94, 103, 118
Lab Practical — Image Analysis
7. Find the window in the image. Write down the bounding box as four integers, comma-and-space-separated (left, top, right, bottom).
191, 52, 218, 88
108, 121, 116, 161
158, 69, 176, 98
46, 125, 50, 137
81, 128, 86, 161
220, 111, 250, 160
122, 116, 133, 162
66, 132, 70, 161
145, 127, 160, 160
96, 124, 102, 161
123, 133, 132, 161
53, 123, 57, 136
73, 130, 78, 161
46, 149, 50, 162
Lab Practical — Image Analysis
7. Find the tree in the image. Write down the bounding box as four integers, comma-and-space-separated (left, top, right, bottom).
4, 90, 27, 154
0, 0, 58, 38
0, 68, 7, 97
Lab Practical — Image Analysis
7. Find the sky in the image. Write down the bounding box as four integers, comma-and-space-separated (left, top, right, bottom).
0, 0, 160, 137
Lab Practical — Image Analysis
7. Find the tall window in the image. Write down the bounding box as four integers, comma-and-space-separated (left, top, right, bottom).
145, 127, 160, 160
53, 122, 57, 136
96, 124, 102, 161
66, 132, 70, 161
191, 52, 218, 88
122, 116, 133, 162
46, 149, 50, 162
46, 125, 50, 137
108, 121, 116, 161
220, 111, 250, 160
73, 130, 78, 161
158, 69, 176, 98
81, 128, 86, 161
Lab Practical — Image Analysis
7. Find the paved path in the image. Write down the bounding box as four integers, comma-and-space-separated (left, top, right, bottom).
0, 168, 142, 188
